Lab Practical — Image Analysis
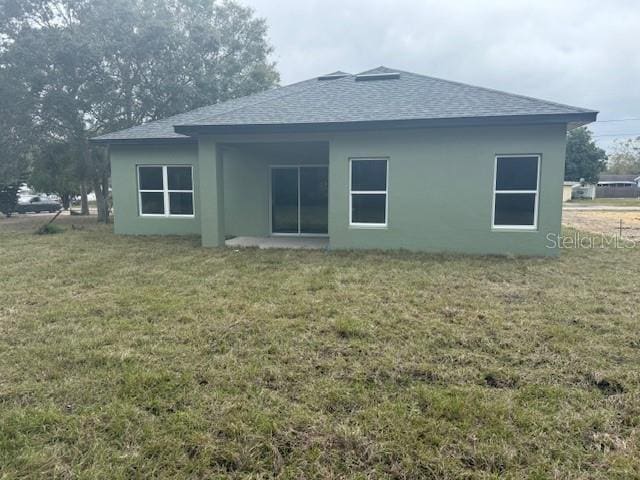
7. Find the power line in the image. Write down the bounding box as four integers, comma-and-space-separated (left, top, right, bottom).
595, 118, 640, 123
593, 133, 640, 138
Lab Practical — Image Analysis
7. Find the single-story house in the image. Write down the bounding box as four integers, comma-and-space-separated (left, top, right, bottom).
596, 174, 640, 198
92, 67, 597, 256
597, 174, 640, 188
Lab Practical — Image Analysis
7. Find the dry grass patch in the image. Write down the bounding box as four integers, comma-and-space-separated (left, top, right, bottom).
567, 198, 640, 207
1, 216, 640, 478
563, 210, 640, 239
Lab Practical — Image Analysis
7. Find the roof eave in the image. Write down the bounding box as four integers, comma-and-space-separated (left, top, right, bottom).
89, 136, 197, 146
174, 112, 598, 136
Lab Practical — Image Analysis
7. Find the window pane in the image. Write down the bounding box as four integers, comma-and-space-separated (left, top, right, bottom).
352, 193, 386, 224
140, 192, 165, 214
494, 193, 536, 226
139, 167, 164, 190
352, 160, 387, 191
167, 166, 192, 191
169, 192, 193, 215
496, 156, 538, 191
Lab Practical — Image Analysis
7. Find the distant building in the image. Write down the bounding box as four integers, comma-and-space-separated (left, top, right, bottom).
596, 174, 640, 198
563, 181, 578, 202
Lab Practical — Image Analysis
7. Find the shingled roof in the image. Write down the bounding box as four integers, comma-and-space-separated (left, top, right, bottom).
92, 66, 597, 143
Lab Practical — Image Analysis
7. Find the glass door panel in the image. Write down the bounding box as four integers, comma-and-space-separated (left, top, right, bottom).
271, 168, 299, 234
300, 166, 328, 234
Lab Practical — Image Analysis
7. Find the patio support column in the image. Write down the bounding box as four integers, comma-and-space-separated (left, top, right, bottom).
198, 137, 225, 247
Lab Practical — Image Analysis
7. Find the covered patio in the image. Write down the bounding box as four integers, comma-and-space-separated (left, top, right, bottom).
199, 139, 330, 247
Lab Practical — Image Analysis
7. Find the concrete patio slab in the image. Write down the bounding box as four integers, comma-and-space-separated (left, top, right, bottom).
225, 236, 329, 250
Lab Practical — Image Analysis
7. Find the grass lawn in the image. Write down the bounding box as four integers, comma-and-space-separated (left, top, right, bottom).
567, 198, 640, 207
1, 216, 639, 479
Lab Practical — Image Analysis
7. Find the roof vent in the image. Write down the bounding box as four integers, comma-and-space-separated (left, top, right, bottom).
318, 73, 349, 80
355, 72, 400, 81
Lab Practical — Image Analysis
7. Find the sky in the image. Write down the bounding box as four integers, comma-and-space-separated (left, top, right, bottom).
242, 0, 640, 151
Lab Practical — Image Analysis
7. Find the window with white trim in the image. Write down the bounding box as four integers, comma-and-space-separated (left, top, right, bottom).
350, 158, 388, 226
138, 165, 194, 217
492, 155, 540, 229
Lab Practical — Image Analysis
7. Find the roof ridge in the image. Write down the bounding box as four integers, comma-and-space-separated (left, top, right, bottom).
389, 67, 597, 114
175, 73, 354, 127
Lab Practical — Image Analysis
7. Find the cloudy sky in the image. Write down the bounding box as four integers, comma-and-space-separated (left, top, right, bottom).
243, 0, 640, 151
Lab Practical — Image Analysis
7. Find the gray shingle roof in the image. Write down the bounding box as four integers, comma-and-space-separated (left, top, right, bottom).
92, 66, 597, 143
599, 174, 640, 182
91, 77, 321, 142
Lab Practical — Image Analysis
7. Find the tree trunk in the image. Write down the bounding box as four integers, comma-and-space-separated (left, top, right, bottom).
102, 175, 111, 222
62, 193, 70, 210
80, 184, 89, 215
93, 176, 110, 223
83, 137, 111, 223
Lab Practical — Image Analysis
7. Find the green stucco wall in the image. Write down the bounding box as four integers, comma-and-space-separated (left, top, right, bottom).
328, 124, 566, 256
109, 124, 567, 256
110, 144, 201, 235
110, 140, 329, 239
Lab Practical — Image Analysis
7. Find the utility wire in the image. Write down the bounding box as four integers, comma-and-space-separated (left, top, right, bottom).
593, 133, 640, 137
595, 118, 640, 123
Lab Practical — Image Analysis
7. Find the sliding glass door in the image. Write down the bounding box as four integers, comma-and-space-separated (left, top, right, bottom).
271, 166, 328, 235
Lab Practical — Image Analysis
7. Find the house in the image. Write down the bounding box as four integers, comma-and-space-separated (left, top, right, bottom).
563, 181, 579, 202
597, 174, 640, 198
91, 67, 597, 256
597, 174, 640, 187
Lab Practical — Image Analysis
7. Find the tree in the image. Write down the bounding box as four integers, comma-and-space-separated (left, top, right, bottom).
0, 72, 29, 217
607, 137, 640, 174
0, 183, 20, 217
29, 142, 84, 209
0, 0, 279, 222
565, 127, 607, 183
0, 55, 32, 189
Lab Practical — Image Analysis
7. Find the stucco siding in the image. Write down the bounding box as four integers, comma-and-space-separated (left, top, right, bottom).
110, 144, 201, 235
328, 124, 567, 256
222, 147, 270, 237
110, 124, 567, 256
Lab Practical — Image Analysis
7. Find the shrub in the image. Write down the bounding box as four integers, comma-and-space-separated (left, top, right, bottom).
35, 223, 65, 235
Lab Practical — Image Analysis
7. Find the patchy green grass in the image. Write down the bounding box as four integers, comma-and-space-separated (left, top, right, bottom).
568, 198, 640, 207
1, 216, 639, 479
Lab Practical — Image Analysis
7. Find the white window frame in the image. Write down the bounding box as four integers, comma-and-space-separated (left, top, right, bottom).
137, 165, 195, 218
491, 154, 540, 231
349, 158, 389, 228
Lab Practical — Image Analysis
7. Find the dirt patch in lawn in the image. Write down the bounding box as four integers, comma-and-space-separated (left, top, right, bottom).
563, 210, 640, 240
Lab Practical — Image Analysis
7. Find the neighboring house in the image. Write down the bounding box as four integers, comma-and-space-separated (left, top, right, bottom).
597, 174, 640, 187
92, 67, 597, 256
596, 174, 640, 198
563, 181, 579, 202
